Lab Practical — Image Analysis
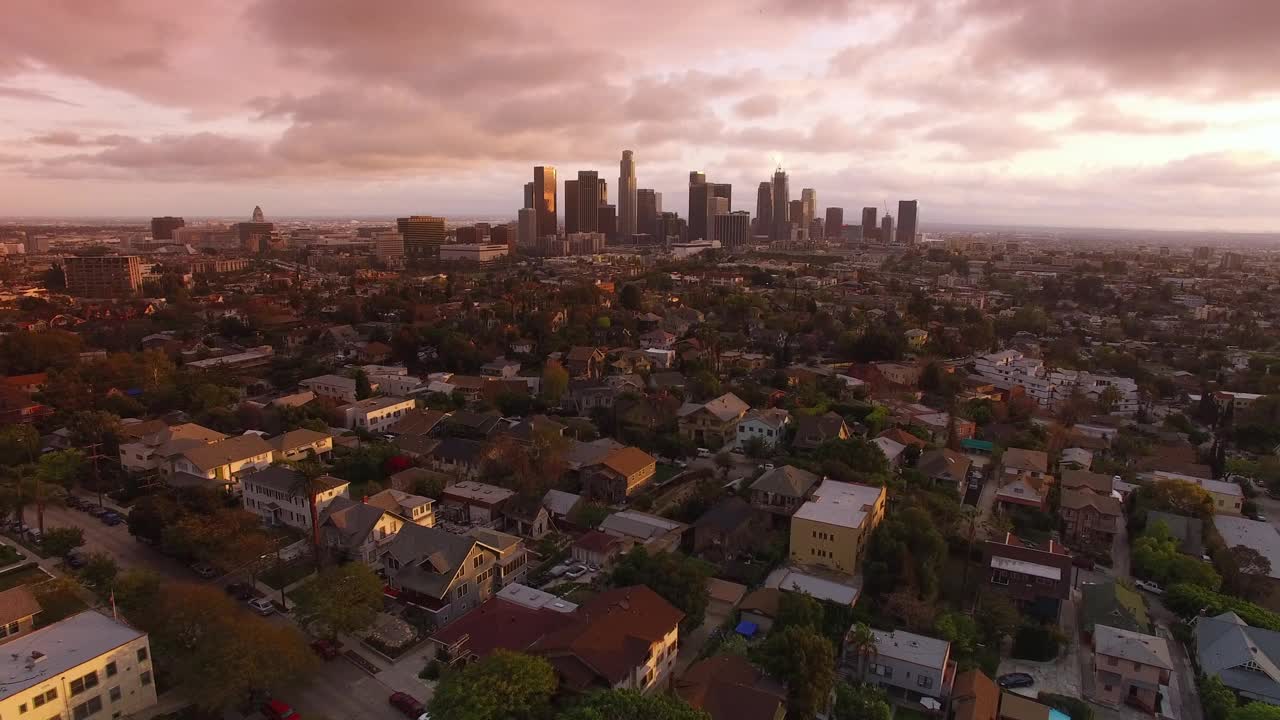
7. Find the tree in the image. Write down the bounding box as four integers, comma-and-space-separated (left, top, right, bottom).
113, 569, 163, 616
1231, 703, 1280, 720
428, 650, 558, 720
610, 547, 711, 631
1133, 521, 1222, 590
834, 682, 891, 720
354, 369, 373, 400
42, 526, 85, 558
620, 284, 644, 312
1097, 385, 1123, 414
775, 592, 826, 633
562, 689, 709, 720
0, 425, 39, 466
976, 592, 1021, 643
79, 552, 119, 590
293, 563, 384, 639
754, 626, 836, 720
1200, 675, 1237, 720
844, 622, 877, 668
541, 362, 569, 404
1142, 478, 1215, 520
1227, 545, 1274, 601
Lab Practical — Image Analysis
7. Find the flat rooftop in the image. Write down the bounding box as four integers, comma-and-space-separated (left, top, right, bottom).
793, 480, 883, 529
0, 611, 145, 701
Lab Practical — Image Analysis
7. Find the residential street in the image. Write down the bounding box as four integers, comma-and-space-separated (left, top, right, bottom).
21, 499, 195, 582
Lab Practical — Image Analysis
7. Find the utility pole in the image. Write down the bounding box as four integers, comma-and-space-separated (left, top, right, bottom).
80, 441, 110, 509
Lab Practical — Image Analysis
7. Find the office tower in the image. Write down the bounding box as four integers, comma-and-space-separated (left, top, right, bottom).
618, 150, 637, 239
861, 207, 878, 241
824, 207, 844, 239
881, 215, 894, 247
809, 218, 824, 242
523, 182, 534, 209
1193, 246, 1213, 261
456, 226, 481, 244
490, 223, 514, 248
896, 199, 919, 245
576, 171, 602, 233
789, 200, 804, 234
64, 255, 143, 298
706, 197, 729, 241
564, 179, 579, 235
637, 189, 662, 238
598, 205, 617, 241
1219, 252, 1244, 271
533, 166, 557, 236
756, 182, 773, 238
715, 211, 751, 250
396, 215, 446, 257
518, 208, 537, 248
23, 233, 50, 254
688, 172, 708, 241
150, 216, 184, 241
251, 205, 265, 223
801, 188, 816, 227
657, 212, 687, 243
374, 231, 405, 261
771, 168, 790, 240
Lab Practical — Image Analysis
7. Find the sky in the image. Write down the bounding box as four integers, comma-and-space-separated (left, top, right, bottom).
2, 0, 1279, 232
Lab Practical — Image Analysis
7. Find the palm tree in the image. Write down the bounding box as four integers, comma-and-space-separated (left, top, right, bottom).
845, 622, 877, 677
285, 458, 330, 566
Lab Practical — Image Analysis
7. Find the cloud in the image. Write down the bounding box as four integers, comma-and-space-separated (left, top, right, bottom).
0, 85, 78, 105
734, 94, 780, 119
1067, 106, 1206, 135
923, 120, 1051, 160
35, 133, 270, 180
31, 131, 87, 146
1138, 151, 1280, 188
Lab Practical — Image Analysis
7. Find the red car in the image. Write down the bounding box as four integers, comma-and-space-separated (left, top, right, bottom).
262, 699, 300, 720
388, 692, 424, 719
310, 639, 342, 660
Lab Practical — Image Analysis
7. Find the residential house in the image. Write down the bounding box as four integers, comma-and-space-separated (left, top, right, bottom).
678, 393, 750, 449
572, 530, 624, 567
542, 489, 582, 523
981, 533, 1073, 621
846, 628, 956, 704
242, 465, 350, 530
481, 357, 522, 379
318, 495, 406, 564
170, 433, 274, 490
0, 587, 41, 643
427, 438, 492, 480
917, 449, 972, 495
789, 480, 887, 576
428, 586, 577, 663
532, 586, 682, 693
949, 670, 999, 720
599, 510, 688, 553
300, 374, 364, 403
469, 527, 529, 587
268, 428, 333, 463
380, 524, 498, 626
389, 408, 449, 437
738, 588, 784, 635
1155, 472, 1243, 516
582, 446, 657, 503
1060, 488, 1122, 547
504, 497, 552, 540
1079, 580, 1149, 641
442, 410, 503, 439
1194, 612, 1280, 706
873, 437, 908, 468
998, 692, 1064, 720
792, 412, 851, 451
119, 422, 225, 474
996, 448, 1053, 512
564, 347, 606, 379
366, 488, 436, 527
747, 461, 819, 517
336, 396, 416, 433
734, 409, 791, 452
1092, 625, 1172, 714
0, 611, 157, 720
440, 480, 515, 525
1213, 515, 1280, 610
690, 497, 759, 561
675, 655, 788, 720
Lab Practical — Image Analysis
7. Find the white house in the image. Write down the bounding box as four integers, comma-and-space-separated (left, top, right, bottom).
300, 374, 372, 403
170, 434, 273, 489
734, 409, 791, 451
242, 465, 350, 531
336, 396, 417, 433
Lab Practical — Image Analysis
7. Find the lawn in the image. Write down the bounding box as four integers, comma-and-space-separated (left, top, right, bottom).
0, 565, 53, 591
32, 580, 88, 627
259, 558, 315, 590
0, 544, 24, 566
654, 463, 681, 486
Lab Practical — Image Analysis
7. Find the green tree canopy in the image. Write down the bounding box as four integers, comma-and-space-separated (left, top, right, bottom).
561, 689, 709, 720
428, 650, 558, 720
834, 682, 891, 720
753, 626, 836, 720
293, 563, 385, 639
609, 547, 711, 631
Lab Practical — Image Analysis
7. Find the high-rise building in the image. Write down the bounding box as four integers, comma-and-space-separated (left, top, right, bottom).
490, 223, 515, 251
577, 171, 602, 233
23, 233, 49, 254
861, 207, 878, 241
564, 179, 579, 235
1193, 246, 1213, 262
396, 215, 446, 257
533, 166, 557, 237
251, 205, 265, 223
523, 182, 534, 209
771, 168, 790, 241
789, 200, 804, 236
824, 207, 844, 239
801, 189, 816, 228
714, 211, 751, 250
517, 208, 537, 248
456, 226, 482, 244
374, 231, 405, 261
896, 200, 919, 245
688, 172, 708, 241
809, 218, 824, 242
756, 182, 773, 238
150, 216, 185, 241
657, 212, 687, 243
880, 215, 895, 248
598, 205, 617, 241
1219, 252, 1244, 271
64, 255, 143, 298
618, 150, 637, 239
706, 197, 729, 241
637, 189, 662, 238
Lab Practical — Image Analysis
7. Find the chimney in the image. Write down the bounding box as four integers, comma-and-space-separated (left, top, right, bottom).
362, 496, 368, 504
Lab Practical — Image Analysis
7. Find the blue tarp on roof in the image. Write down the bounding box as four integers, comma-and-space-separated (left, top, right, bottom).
735, 621, 758, 638
962, 438, 994, 452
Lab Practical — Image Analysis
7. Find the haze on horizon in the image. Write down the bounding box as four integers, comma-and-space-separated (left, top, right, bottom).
1, 0, 1278, 232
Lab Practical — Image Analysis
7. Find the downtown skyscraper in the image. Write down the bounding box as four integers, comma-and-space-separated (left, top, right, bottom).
755, 182, 772, 238
824, 207, 844, 239
618, 150, 637, 239
637, 189, 662, 238
801, 188, 817, 228
771, 168, 790, 241
896, 199, 919, 245
532, 166, 557, 237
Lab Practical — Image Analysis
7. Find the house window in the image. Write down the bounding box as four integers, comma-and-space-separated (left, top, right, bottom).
1133, 661, 1142, 671
474, 555, 483, 568
70, 672, 99, 696
137, 648, 148, 662
72, 696, 103, 720
140, 671, 152, 686
991, 569, 1010, 586
106, 662, 117, 677
918, 675, 933, 689
109, 686, 122, 703
1107, 656, 1118, 666
457, 583, 470, 598
1, 620, 20, 636
20, 703, 27, 714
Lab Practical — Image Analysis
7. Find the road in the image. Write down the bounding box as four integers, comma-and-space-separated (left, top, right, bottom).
23, 498, 414, 720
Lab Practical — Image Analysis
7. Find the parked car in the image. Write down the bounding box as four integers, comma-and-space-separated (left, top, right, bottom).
261, 699, 300, 720
64, 497, 86, 510
225, 582, 256, 601
310, 639, 342, 660
100, 511, 124, 526
564, 565, 588, 579
24, 528, 42, 544
65, 551, 87, 569
1254, 511, 1268, 523
87, 506, 110, 519
696, 448, 712, 458
389, 692, 425, 719
248, 597, 276, 616
191, 562, 218, 579
1135, 579, 1165, 595
997, 672, 1035, 689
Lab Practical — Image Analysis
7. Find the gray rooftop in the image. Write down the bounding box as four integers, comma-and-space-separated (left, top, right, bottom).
0, 611, 145, 701
1214, 515, 1280, 579
870, 628, 951, 669
1094, 624, 1172, 670
1195, 613, 1280, 703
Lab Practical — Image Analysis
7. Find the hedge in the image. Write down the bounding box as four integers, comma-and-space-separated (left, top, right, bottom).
1164, 583, 1280, 631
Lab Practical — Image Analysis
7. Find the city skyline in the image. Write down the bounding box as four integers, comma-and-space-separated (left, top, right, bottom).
2, 1, 1279, 232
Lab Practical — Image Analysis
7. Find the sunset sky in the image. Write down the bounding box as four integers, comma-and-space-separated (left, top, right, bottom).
2, 0, 1278, 231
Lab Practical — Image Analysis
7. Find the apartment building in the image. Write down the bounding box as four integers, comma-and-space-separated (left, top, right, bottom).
336, 396, 416, 433
789, 480, 887, 575
241, 465, 350, 531
972, 350, 1139, 414
63, 255, 143, 298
